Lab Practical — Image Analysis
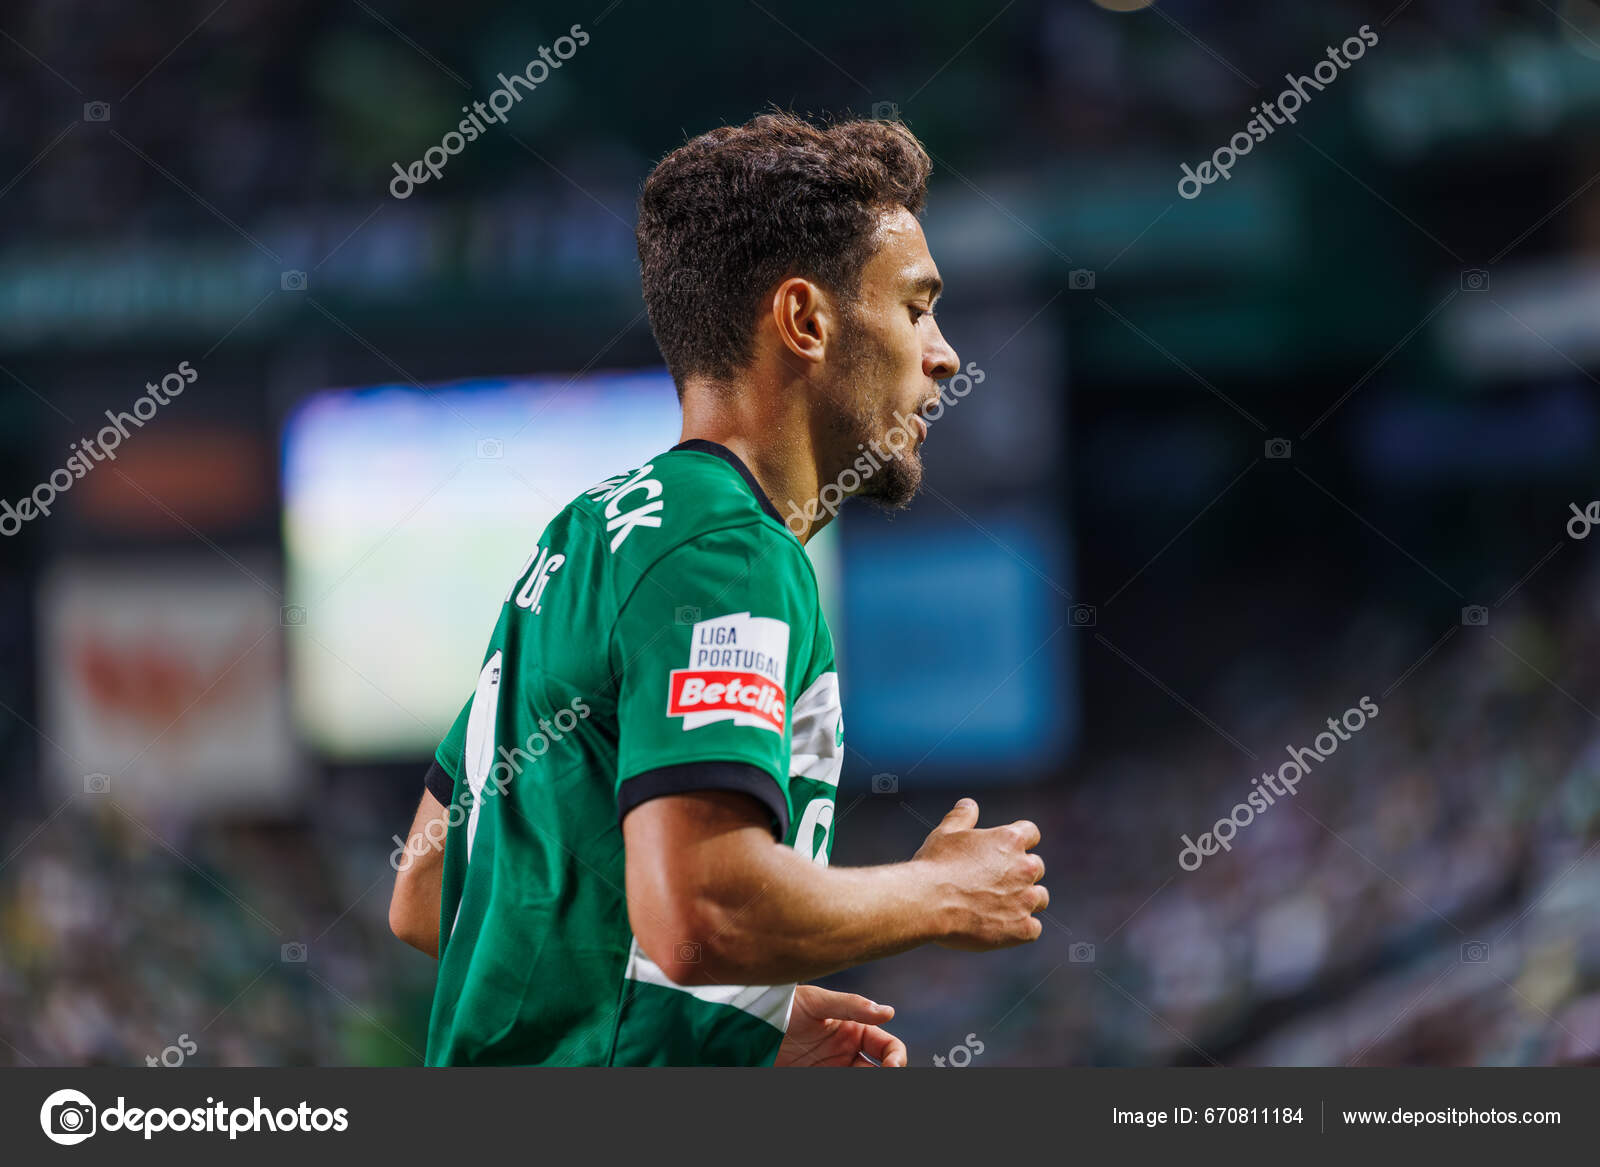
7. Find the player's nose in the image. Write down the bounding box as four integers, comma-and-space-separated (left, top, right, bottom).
924, 324, 958, 382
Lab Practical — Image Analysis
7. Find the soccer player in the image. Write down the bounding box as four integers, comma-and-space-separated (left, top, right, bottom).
389, 111, 1048, 1067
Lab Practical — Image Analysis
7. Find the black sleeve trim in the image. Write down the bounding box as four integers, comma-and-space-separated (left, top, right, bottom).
617, 762, 789, 840
423, 759, 456, 809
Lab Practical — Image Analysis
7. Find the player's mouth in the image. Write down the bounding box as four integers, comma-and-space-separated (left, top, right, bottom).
910, 399, 939, 444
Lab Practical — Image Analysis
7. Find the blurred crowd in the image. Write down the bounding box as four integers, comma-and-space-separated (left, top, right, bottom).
830, 558, 1600, 1066
0, 788, 435, 1067
0, 0, 1534, 246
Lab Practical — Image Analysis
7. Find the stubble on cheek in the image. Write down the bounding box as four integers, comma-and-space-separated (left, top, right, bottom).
820, 310, 926, 509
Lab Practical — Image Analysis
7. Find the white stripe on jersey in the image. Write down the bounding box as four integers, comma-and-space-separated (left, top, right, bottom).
624, 938, 797, 1032
787, 670, 843, 788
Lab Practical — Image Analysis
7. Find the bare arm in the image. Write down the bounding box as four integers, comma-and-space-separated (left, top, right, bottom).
389, 789, 447, 957
623, 791, 1046, 985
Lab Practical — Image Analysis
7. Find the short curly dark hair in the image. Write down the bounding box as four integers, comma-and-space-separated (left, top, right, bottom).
636, 111, 933, 391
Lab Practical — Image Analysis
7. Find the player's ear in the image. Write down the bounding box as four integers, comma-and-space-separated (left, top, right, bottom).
769, 277, 829, 366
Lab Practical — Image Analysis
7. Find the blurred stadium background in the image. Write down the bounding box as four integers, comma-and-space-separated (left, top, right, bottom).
5, 0, 1600, 1066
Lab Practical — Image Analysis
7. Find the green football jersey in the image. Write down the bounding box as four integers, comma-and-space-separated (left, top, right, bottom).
423, 440, 842, 1066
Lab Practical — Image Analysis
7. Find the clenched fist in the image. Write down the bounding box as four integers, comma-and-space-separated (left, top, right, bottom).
912, 798, 1048, 950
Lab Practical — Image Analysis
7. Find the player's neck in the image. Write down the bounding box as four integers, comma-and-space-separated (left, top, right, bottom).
679, 381, 832, 543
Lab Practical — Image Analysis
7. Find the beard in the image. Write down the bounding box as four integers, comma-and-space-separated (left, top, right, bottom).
817, 312, 924, 511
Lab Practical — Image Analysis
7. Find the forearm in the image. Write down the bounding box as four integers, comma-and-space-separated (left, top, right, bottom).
391, 867, 442, 957
679, 847, 954, 985
390, 790, 447, 957
624, 791, 1042, 987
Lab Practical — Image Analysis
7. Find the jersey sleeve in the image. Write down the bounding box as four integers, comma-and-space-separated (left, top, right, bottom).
428, 691, 473, 805
611, 525, 814, 839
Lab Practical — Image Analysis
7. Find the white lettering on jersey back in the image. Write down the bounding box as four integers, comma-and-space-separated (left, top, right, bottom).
586, 464, 664, 551
503, 549, 538, 604
512, 545, 565, 613
583, 470, 630, 499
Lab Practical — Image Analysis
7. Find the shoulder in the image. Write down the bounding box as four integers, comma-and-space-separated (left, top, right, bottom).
576, 447, 810, 586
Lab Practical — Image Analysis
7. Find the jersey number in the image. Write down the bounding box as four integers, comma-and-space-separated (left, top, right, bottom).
461, 650, 504, 864
793, 797, 833, 866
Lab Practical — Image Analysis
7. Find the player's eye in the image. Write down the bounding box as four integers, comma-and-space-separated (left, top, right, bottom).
909, 305, 935, 322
